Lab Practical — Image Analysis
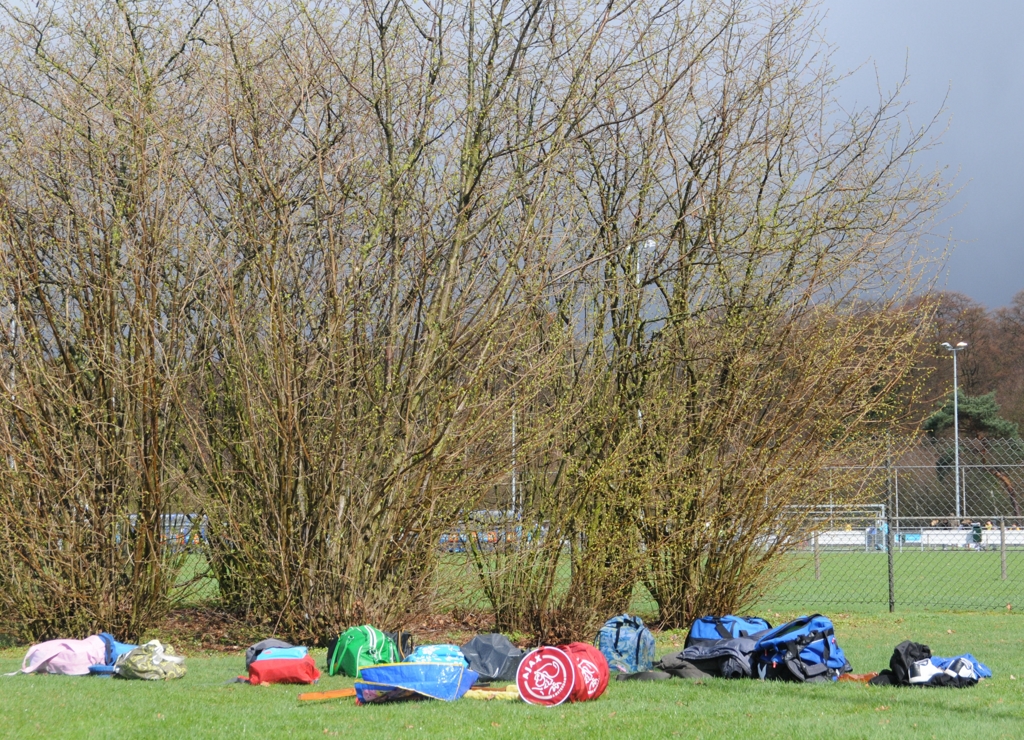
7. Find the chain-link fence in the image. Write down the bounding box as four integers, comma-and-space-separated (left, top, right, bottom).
769, 438, 1024, 611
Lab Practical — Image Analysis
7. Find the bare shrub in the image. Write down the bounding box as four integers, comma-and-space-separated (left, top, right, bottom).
0, 0, 947, 642
471, 363, 649, 643
476, 0, 945, 631
0, 0, 211, 640
180, 0, 592, 638
574, 1, 946, 627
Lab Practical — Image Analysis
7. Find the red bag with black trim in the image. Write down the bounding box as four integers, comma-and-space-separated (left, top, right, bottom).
560, 642, 609, 702
247, 655, 321, 685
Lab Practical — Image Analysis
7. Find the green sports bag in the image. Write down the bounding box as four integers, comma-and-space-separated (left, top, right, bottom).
326, 626, 398, 678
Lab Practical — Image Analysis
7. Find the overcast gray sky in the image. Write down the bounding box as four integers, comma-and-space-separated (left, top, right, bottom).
822, 0, 1024, 308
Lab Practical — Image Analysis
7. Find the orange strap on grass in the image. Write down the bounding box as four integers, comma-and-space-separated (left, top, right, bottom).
298, 687, 357, 702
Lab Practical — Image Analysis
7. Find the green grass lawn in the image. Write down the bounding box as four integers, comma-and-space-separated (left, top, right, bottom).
432, 548, 1024, 618
762, 550, 1024, 613
2, 611, 1022, 739
177, 548, 1024, 617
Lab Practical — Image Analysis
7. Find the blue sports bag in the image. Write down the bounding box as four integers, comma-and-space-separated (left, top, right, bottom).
753, 614, 850, 682
685, 615, 772, 647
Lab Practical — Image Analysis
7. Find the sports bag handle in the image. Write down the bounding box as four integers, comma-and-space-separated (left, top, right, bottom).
714, 620, 733, 640
608, 615, 640, 653
328, 636, 343, 676
820, 631, 832, 664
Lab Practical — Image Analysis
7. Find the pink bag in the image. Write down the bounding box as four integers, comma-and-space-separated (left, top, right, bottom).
20, 635, 107, 676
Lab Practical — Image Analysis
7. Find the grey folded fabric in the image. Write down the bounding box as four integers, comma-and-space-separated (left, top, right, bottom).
652, 656, 716, 680
615, 670, 675, 681
656, 634, 759, 679
245, 638, 294, 669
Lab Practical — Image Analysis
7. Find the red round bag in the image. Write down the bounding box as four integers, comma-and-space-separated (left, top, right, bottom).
560, 642, 609, 702
516, 647, 575, 706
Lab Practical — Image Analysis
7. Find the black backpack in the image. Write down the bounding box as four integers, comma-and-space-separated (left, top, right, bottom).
890, 640, 932, 684
868, 641, 980, 688
384, 631, 415, 660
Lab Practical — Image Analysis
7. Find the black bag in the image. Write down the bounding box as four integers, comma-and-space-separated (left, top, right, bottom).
895, 640, 931, 684
870, 641, 931, 686
385, 631, 416, 660
460, 634, 524, 682
869, 641, 980, 688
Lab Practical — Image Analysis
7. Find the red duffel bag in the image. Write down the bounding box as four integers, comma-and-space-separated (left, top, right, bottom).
560, 642, 609, 702
247, 655, 321, 685
517, 644, 610, 705
517, 647, 575, 706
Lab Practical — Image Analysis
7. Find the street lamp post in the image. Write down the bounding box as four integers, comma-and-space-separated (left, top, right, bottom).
626, 240, 654, 428
941, 342, 968, 520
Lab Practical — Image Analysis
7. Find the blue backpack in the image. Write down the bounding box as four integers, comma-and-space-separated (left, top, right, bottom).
595, 614, 656, 674
685, 615, 772, 647
753, 614, 850, 682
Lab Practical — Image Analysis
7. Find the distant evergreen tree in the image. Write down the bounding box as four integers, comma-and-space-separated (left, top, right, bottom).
926, 391, 1021, 517
924, 391, 1019, 439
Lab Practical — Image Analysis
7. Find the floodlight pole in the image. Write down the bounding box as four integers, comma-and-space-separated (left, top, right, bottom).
511, 389, 517, 520
628, 240, 655, 429
941, 342, 968, 520
953, 348, 960, 520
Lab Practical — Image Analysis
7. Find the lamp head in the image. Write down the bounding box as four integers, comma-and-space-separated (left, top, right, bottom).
940, 342, 953, 350
956, 342, 968, 349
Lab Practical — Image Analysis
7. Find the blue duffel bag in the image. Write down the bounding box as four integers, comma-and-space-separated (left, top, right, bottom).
684, 615, 772, 647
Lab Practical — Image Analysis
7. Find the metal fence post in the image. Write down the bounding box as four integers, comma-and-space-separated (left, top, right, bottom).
1001, 517, 1007, 581
886, 510, 895, 612
886, 450, 895, 612
894, 468, 900, 552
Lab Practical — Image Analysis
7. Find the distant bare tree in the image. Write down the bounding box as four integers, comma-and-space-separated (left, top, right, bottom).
995, 291, 1024, 424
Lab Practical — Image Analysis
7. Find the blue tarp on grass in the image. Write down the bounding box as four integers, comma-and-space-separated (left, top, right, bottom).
355, 663, 479, 703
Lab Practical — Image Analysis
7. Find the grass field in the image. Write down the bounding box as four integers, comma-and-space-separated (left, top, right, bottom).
2, 611, 1022, 739
761, 550, 1024, 613
430, 548, 1024, 617
178, 548, 1024, 617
